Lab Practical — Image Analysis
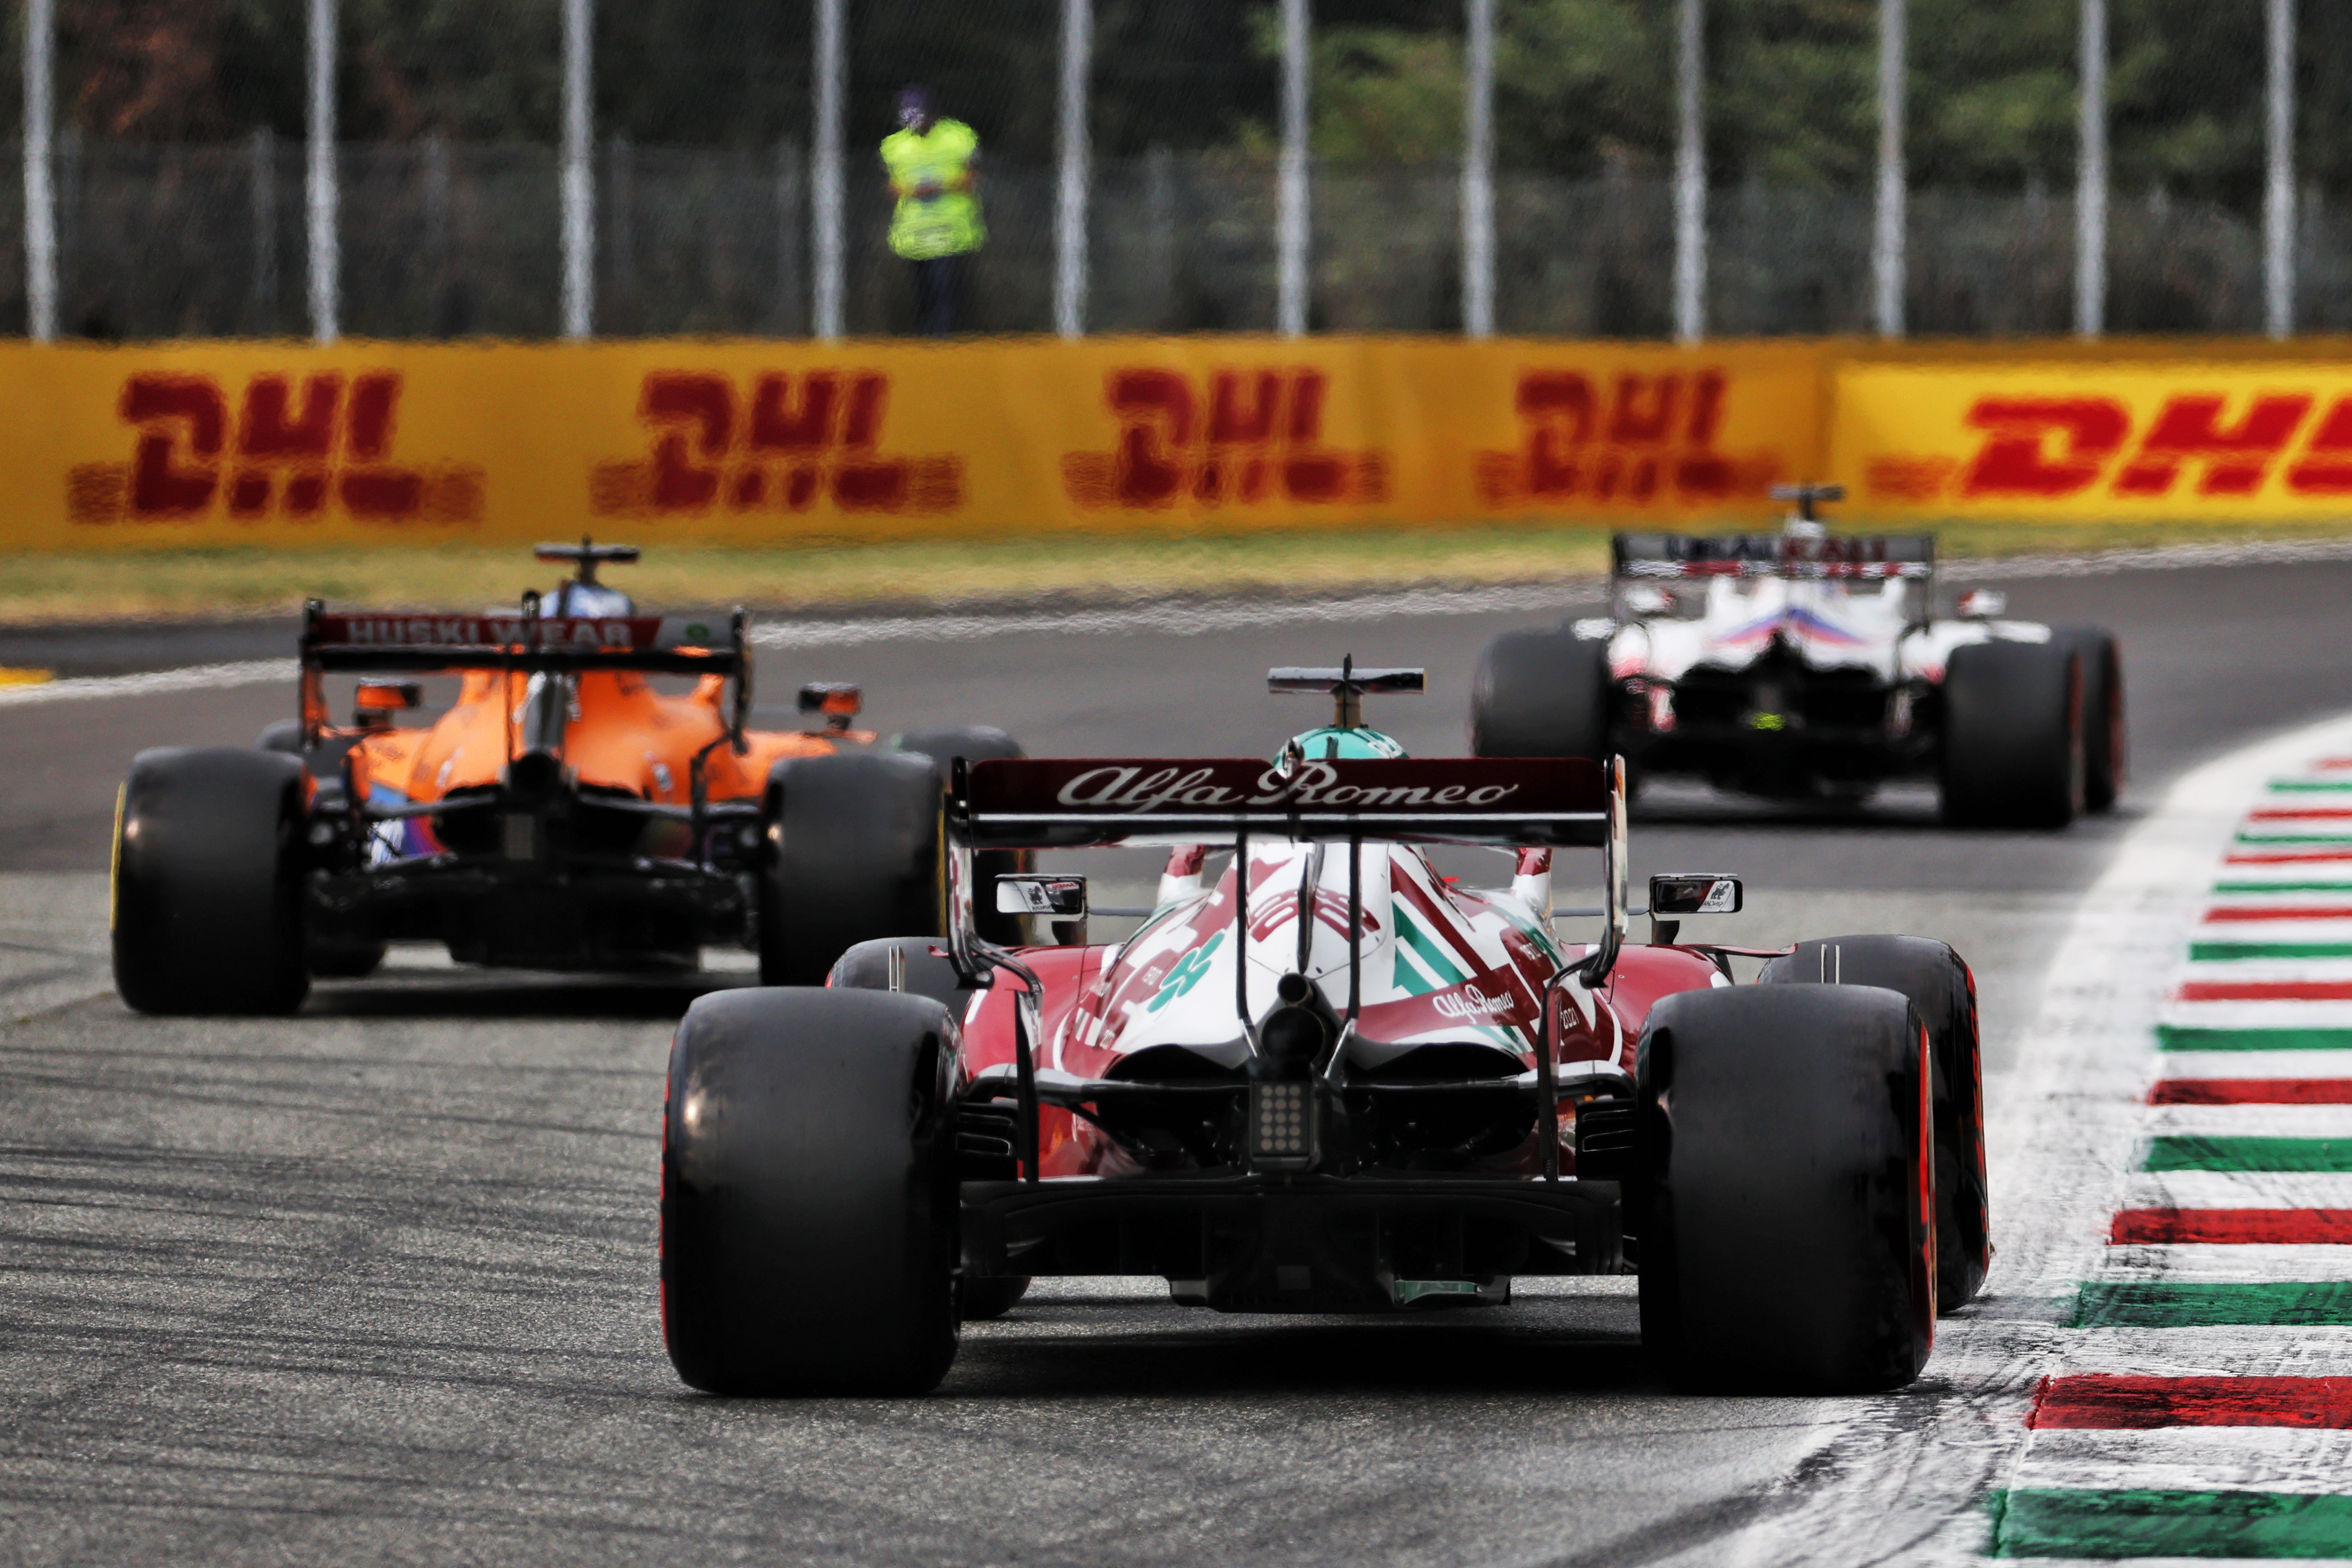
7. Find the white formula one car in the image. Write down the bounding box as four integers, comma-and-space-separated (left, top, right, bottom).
1472, 486, 2123, 827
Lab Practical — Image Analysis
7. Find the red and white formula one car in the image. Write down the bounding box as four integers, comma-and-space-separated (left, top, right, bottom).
659, 664, 1987, 1396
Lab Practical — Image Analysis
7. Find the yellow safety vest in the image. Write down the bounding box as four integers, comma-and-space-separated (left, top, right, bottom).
881, 120, 986, 260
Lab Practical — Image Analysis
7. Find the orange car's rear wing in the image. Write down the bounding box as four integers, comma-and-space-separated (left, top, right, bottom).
296, 599, 751, 741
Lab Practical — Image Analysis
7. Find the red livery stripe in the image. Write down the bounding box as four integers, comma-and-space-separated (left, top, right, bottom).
2153, 1078, 2352, 1105
2203, 906, 2352, 923
2030, 1374, 2352, 1429
2111, 1207, 2352, 1243
2178, 980, 2352, 1001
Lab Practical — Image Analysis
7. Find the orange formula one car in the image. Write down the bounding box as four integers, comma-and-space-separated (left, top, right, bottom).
112, 542, 1022, 1013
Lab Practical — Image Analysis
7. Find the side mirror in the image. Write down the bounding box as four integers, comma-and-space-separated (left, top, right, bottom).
353, 679, 421, 730
996, 874, 1088, 919
1956, 589, 2007, 620
1646, 873, 1741, 947
1648, 873, 1743, 915
797, 681, 863, 732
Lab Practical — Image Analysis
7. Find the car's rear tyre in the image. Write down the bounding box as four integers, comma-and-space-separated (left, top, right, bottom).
759, 751, 945, 986
1636, 983, 1935, 1393
1761, 936, 1988, 1312
828, 936, 1034, 1319
1470, 628, 1613, 760
112, 747, 310, 1015
894, 727, 1031, 947
661, 988, 960, 1395
2052, 626, 2125, 814
1940, 639, 2083, 829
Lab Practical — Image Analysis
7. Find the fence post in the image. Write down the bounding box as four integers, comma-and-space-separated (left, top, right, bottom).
1277, 0, 1310, 337
1054, 0, 1091, 338
776, 138, 803, 336
1461, 0, 1494, 338
1873, 0, 1905, 337
561, 0, 594, 340
250, 127, 276, 333
2074, 0, 2106, 339
812, 0, 845, 341
22, 0, 54, 342
308, 0, 338, 343
2265, 0, 2295, 340
1672, 0, 1705, 344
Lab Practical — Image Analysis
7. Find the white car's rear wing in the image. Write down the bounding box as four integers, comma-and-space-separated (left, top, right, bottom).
1614, 531, 1935, 581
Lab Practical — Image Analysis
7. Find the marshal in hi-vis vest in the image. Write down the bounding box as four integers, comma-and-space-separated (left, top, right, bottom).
880, 119, 986, 260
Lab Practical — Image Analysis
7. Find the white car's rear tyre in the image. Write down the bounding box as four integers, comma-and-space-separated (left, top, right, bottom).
1470, 628, 1612, 760
1940, 640, 2084, 829
2052, 626, 2125, 813
1636, 984, 1936, 1393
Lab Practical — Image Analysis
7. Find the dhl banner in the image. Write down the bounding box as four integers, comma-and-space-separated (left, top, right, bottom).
0, 339, 1828, 548
1831, 359, 2352, 517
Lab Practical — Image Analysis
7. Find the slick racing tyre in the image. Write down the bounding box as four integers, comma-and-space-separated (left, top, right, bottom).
112, 747, 310, 1015
1761, 936, 1988, 1311
661, 989, 960, 1395
894, 727, 1031, 947
1470, 628, 1613, 761
307, 939, 388, 980
828, 937, 1031, 1322
2052, 626, 2125, 814
1940, 639, 2084, 829
1636, 984, 1936, 1393
759, 750, 946, 986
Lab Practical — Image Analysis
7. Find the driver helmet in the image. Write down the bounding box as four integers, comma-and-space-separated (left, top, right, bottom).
545, 580, 635, 618
1281, 725, 1408, 763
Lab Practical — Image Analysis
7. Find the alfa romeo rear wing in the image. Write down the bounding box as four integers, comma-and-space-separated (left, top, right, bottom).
943, 753, 1634, 1188
1613, 532, 1935, 582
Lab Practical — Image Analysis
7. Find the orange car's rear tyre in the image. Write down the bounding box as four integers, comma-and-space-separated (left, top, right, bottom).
1636, 983, 1935, 1393
1761, 936, 1988, 1312
759, 750, 946, 986
661, 988, 960, 1395
113, 747, 310, 1016
894, 727, 1030, 948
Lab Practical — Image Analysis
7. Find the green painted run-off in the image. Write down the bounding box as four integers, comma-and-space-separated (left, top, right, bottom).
1989, 1488, 2352, 1558
2158, 1026, 2352, 1053
2191, 942, 2352, 961
2146, 1136, 2352, 1172
2072, 1281, 2352, 1328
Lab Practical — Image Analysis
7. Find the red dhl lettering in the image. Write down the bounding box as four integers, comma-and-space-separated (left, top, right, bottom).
68, 371, 483, 525
1474, 368, 1778, 507
1060, 368, 1388, 508
1870, 390, 2352, 503
589, 371, 962, 517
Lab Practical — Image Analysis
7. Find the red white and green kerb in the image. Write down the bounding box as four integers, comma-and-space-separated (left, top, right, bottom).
1990, 754, 2352, 1559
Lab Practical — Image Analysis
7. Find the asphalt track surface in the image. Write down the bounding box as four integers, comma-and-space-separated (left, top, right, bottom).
4, 555, 2352, 1566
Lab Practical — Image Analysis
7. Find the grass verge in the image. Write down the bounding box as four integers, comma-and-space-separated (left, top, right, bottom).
8, 517, 2352, 623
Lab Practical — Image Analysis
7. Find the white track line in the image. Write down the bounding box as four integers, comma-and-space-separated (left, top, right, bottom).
0, 658, 297, 709
747, 579, 1606, 649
